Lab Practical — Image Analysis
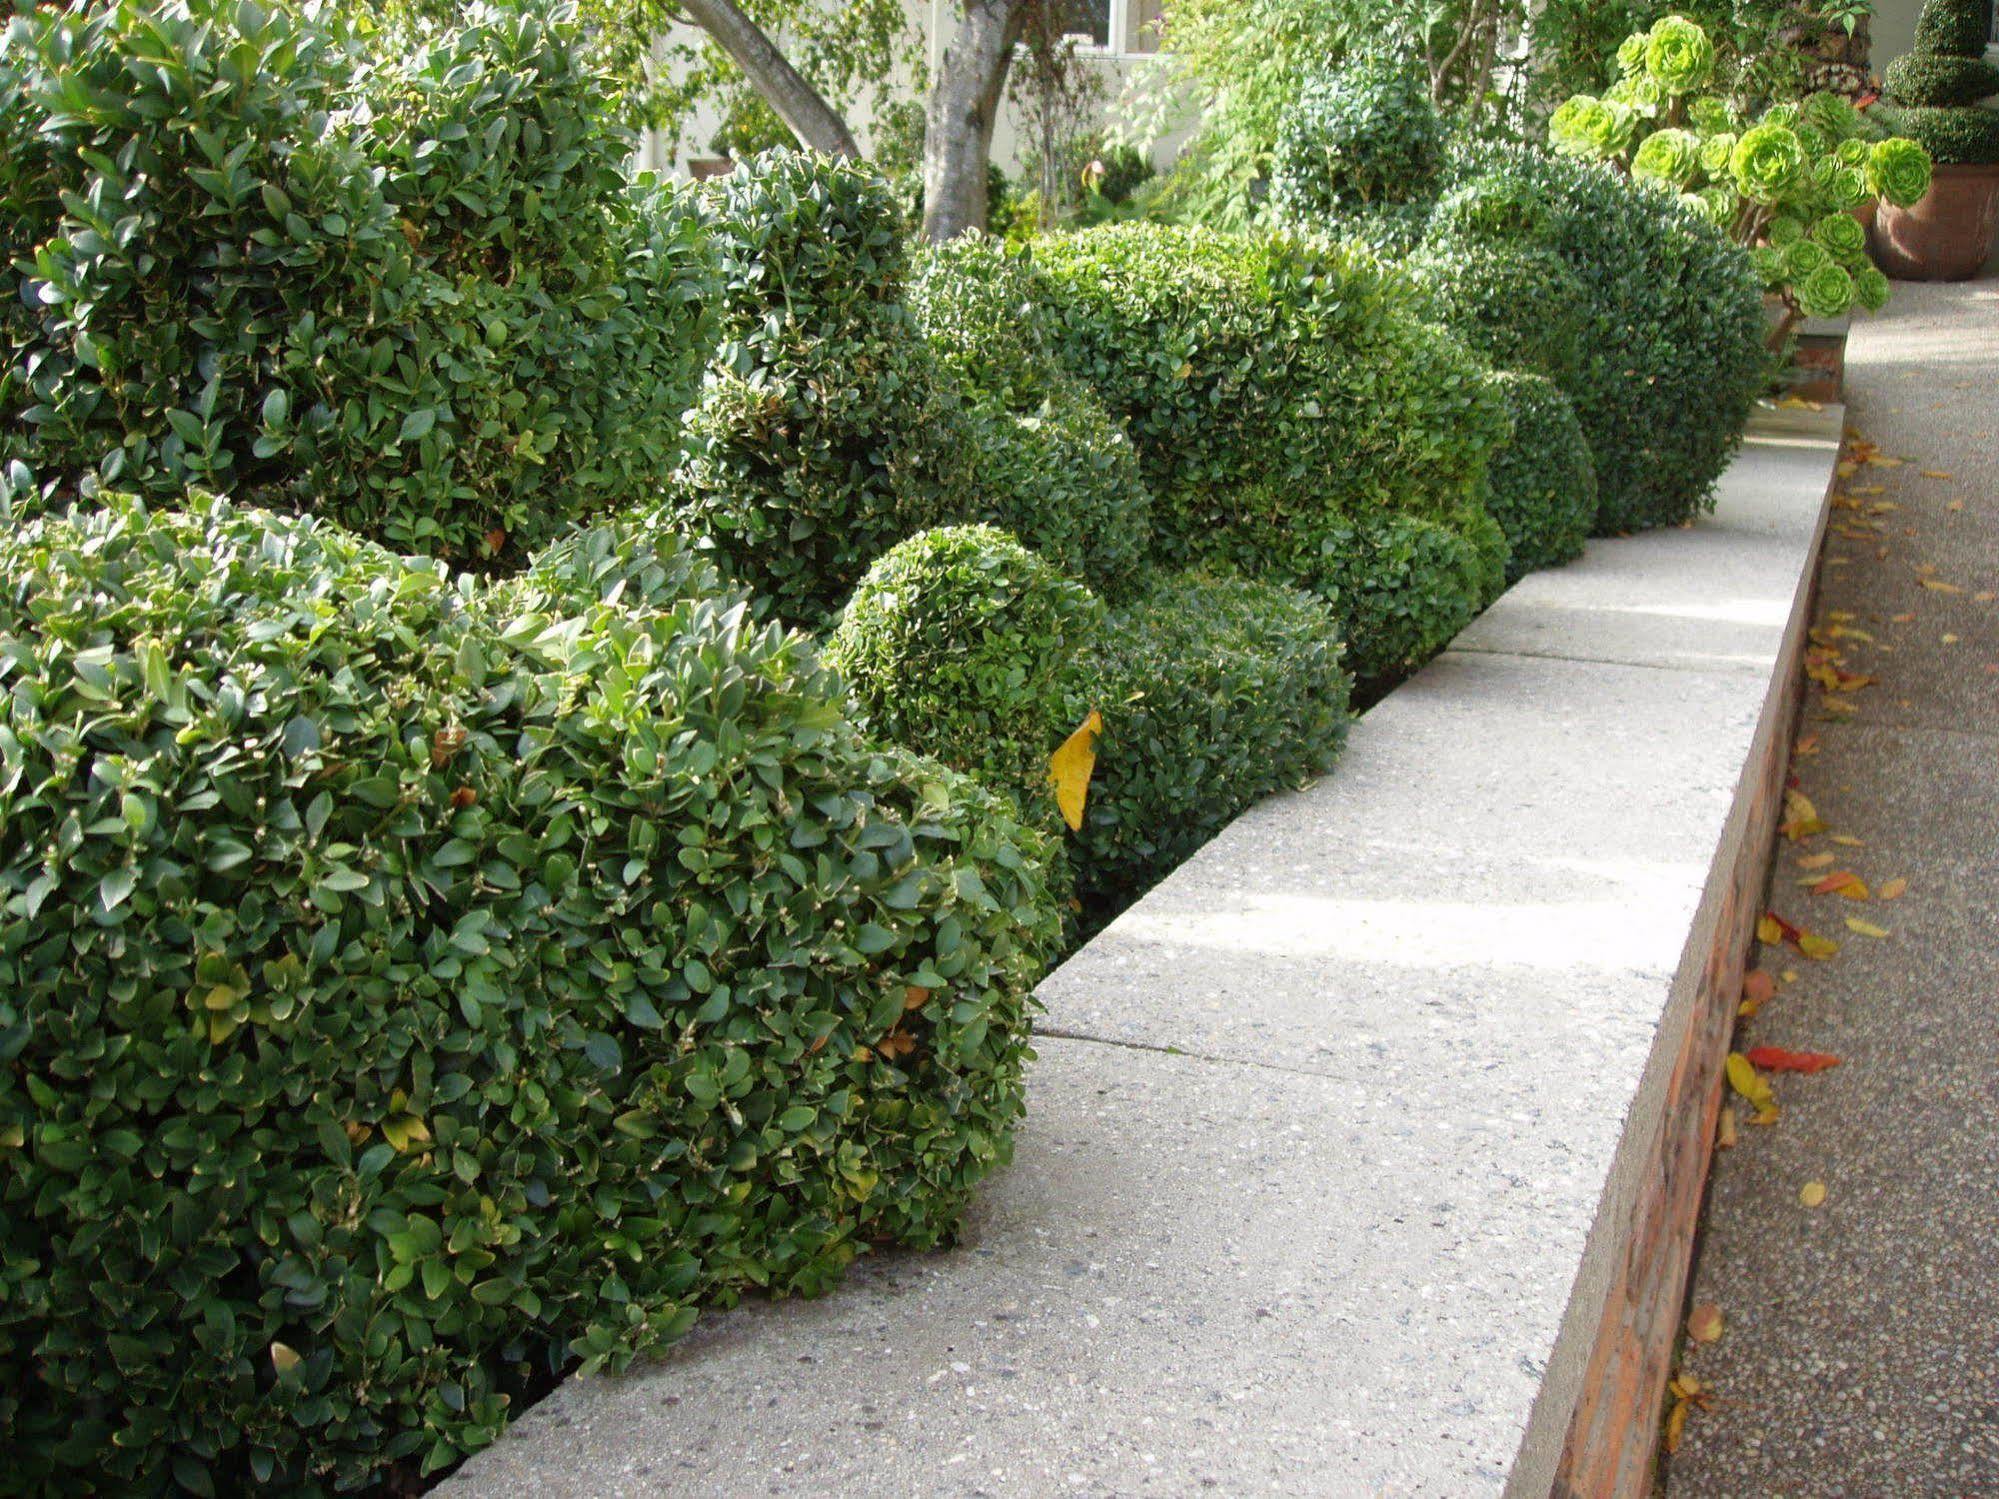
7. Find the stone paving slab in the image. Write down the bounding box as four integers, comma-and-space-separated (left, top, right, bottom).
445, 412, 1841, 1499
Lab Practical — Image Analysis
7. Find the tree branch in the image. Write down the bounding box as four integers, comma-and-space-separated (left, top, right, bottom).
679, 0, 860, 157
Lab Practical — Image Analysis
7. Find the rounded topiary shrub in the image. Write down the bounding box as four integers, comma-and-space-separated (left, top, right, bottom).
1881, 52, 1999, 109
1065, 572, 1351, 914
0, 495, 1059, 1494
674, 150, 972, 627
1428, 143, 1766, 534
0, 2, 714, 563
1874, 101, 1999, 163
1309, 509, 1499, 683
1035, 224, 1506, 565
1270, 57, 1448, 223
907, 233, 1057, 411
963, 398, 1154, 600
826, 525, 1103, 801
1484, 371, 1597, 583
1407, 241, 1589, 388
1914, 0, 1994, 57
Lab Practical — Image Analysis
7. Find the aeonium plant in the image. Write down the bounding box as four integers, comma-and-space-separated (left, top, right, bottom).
1549, 14, 1935, 351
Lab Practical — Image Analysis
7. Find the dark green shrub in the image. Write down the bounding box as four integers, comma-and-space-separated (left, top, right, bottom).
1427, 144, 1766, 534
826, 525, 1102, 800
0, 2, 714, 562
1094, 143, 1157, 204
1319, 200, 1437, 259
908, 236, 1153, 598
964, 402, 1154, 600
1064, 572, 1351, 912
1407, 241, 1589, 387
1035, 224, 1506, 563
1309, 509, 1500, 682
1269, 58, 1448, 221
1484, 372, 1596, 582
0, 494, 1059, 1494
674, 151, 970, 626
1873, 101, 1999, 163
1881, 52, 1999, 108
1915, 0, 1994, 57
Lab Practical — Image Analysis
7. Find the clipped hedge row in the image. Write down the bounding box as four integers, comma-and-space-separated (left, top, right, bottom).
0, 2, 714, 563
1426, 143, 1766, 534
0, 495, 1059, 1493
1484, 372, 1596, 582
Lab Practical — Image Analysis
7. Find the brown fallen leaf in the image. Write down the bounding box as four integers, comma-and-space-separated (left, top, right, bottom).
1716, 1107, 1739, 1150
1746, 1046, 1841, 1074
1811, 871, 1870, 900
1742, 970, 1776, 1007
1687, 1304, 1725, 1344
1880, 877, 1908, 901
1798, 852, 1836, 870
1919, 578, 1964, 595
1919, 469, 1953, 479
1830, 834, 1866, 847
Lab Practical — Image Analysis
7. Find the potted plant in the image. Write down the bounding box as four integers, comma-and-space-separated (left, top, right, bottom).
1870, 0, 1999, 279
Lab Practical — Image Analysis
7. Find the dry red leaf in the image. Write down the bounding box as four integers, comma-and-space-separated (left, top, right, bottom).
1745, 1046, 1841, 1075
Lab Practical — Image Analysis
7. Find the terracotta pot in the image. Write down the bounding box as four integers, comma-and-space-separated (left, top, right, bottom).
1868, 163, 1999, 281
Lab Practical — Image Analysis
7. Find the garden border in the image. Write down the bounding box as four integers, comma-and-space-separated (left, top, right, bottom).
443, 405, 1842, 1499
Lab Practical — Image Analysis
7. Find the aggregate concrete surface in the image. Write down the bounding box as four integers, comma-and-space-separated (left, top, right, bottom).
1665, 280, 1999, 1498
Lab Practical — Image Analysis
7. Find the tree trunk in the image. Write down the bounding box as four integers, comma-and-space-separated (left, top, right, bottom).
679, 0, 861, 157
922, 0, 1030, 241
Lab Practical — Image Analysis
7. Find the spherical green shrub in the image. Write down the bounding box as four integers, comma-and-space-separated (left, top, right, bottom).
1035, 224, 1506, 563
1064, 572, 1351, 913
1882, 52, 1999, 108
1309, 509, 1499, 682
907, 235, 1154, 599
961, 400, 1154, 600
1428, 143, 1766, 535
673, 151, 970, 627
1484, 372, 1597, 583
826, 525, 1103, 800
1407, 242, 1588, 387
1269, 58, 1447, 222
0, 494, 1060, 1494
0, 2, 715, 563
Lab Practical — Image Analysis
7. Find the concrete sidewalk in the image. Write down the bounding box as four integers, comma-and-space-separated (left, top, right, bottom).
1665, 280, 1999, 1497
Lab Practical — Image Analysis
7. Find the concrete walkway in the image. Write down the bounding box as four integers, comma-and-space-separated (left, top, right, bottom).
1666, 279, 1999, 1496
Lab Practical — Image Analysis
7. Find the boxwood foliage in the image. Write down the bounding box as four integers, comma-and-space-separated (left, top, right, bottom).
1065, 572, 1352, 913
1269, 57, 1449, 224
1034, 224, 1507, 561
0, 494, 1060, 1494
826, 525, 1103, 805
909, 235, 1153, 599
1406, 241, 1589, 388
673, 151, 973, 628
1873, 101, 1999, 164
0, 1, 715, 563
1484, 372, 1597, 583
1424, 144, 1766, 535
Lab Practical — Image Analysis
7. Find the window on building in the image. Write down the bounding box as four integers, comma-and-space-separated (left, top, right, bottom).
1050, 0, 1163, 56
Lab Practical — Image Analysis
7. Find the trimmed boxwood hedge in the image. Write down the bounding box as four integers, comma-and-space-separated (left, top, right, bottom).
1484, 371, 1597, 582
1065, 572, 1352, 912
1873, 101, 1999, 164
0, 494, 1060, 1494
1407, 241, 1589, 388
0, 2, 714, 564
826, 525, 1103, 804
1269, 58, 1449, 223
1882, 52, 1999, 109
910, 234, 1154, 599
1426, 144, 1767, 535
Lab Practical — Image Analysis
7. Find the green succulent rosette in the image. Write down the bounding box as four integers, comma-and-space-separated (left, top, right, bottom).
1732, 123, 1807, 203
1645, 15, 1716, 95
1692, 186, 1736, 229
1811, 212, 1867, 259
1749, 244, 1787, 286
1617, 32, 1649, 78
1551, 95, 1638, 159
1835, 137, 1871, 167
1783, 237, 1831, 279
1794, 123, 1828, 158
1633, 127, 1703, 189
1698, 131, 1738, 177
1688, 96, 1736, 135
1867, 137, 1934, 209
1795, 261, 1856, 319
1610, 73, 1669, 117
1765, 213, 1807, 248
1815, 160, 1870, 212
1762, 103, 1800, 131
1853, 265, 1891, 313
1800, 91, 1860, 144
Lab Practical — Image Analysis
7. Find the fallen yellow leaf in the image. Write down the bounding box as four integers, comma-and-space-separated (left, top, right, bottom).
1757, 914, 1783, 945
1716, 1107, 1739, 1149
1800, 1181, 1827, 1208
1830, 834, 1865, 847
1048, 710, 1103, 832
1726, 1052, 1777, 1117
1880, 877, 1907, 901
1665, 1395, 1691, 1454
1799, 933, 1841, 959
1687, 1303, 1725, 1344
1919, 469, 1952, 479
1798, 852, 1836, 870
1919, 578, 1964, 594
1845, 917, 1889, 938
